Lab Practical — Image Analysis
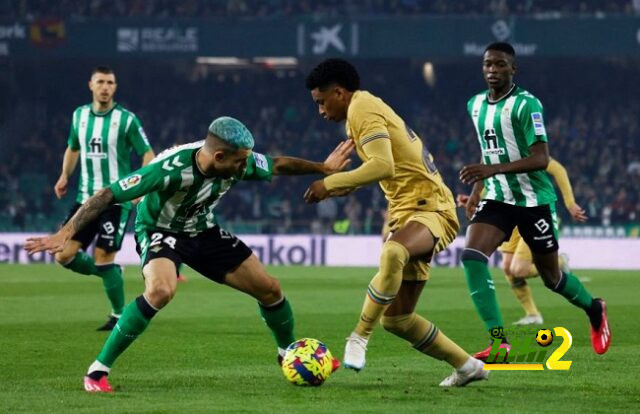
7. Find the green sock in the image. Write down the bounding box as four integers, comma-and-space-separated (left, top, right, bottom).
97, 296, 157, 367
96, 264, 125, 315
64, 252, 98, 275
462, 250, 504, 333
553, 271, 594, 310
259, 297, 295, 349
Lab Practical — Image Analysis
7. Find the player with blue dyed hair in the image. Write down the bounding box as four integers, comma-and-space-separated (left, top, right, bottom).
26, 116, 354, 393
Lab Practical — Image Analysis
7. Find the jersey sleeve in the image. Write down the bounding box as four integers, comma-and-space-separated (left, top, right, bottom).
517, 97, 548, 146
126, 114, 152, 156
109, 162, 169, 203
67, 110, 80, 150
546, 158, 576, 209
349, 98, 389, 145
241, 152, 274, 181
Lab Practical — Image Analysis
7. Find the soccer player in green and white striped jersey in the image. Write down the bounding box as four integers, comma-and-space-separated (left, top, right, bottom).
458, 42, 610, 361
26, 116, 352, 393
53, 66, 155, 331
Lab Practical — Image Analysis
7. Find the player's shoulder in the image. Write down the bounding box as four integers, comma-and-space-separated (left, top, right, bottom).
151, 141, 203, 164
467, 92, 487, 107
72, 104, 91, 115
514, 87, 543, 108
113, 103, 139, 119
348, 90, 385, 115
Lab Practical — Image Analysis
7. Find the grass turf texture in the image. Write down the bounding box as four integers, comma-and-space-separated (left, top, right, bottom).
1, 265, 638, 413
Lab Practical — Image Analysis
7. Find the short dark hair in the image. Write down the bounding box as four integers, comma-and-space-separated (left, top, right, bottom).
305, 58, 360, 92
91, 66, 114, 76
485, 42, 515, 57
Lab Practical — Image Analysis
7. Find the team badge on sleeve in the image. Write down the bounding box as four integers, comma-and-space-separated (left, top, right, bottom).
531, 112, 546, 135
118, 174, 142, 191
253, 152, 269, 171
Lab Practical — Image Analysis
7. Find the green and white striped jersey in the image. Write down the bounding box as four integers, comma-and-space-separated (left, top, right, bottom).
109, 141, 273, 234
67, 103, 151, 204
467, 85, 556, 207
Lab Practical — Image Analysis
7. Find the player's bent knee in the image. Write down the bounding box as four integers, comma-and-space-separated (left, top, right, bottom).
254, 275, 283, 305
510, 263, 530, 279
54, 251, 75, 266
145, 283, 176, 308
381, 313, 415, 336
380, 240, 410, 272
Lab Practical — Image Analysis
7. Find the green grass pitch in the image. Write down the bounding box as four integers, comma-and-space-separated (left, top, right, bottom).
1, 265, 638, 413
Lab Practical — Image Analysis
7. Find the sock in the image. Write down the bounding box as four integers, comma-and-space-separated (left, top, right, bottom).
355, 240, 409, 338
96, 295, 157, 367
551, 271, 594, 311
96, 264, 125, 315
551, 271, 599, 325
259, 297, 295, 349
63, 252, 98, 275
87, 360, 110, 380
414, 323, 470, 369
509, 278, 541, 316
462, 249, 505, 335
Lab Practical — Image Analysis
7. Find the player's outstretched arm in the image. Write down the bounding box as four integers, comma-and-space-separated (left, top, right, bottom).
460, 142, 550, 185
272, 140, 354, 176
25, 188, 115, 255
304, 138, 392, 203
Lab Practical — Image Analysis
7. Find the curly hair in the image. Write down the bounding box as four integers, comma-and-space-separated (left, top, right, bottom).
305, 58, 360, 92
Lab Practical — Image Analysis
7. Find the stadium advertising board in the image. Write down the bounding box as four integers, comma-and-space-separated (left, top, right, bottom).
2, 17, 640, 58
2, 234, 639, 269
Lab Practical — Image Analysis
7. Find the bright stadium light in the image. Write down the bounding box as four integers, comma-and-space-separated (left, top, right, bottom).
253, 57, 299, 68
195, 57, 250, 66
422, 61, 436, 87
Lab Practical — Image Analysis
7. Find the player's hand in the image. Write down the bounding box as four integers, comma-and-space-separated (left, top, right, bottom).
54, 175, 68, 199
323, 140, 354, 175
465, 192, 482, 220
132, 197, 142, 206
24, 232, 70, 255
459, 164, 496, 185
456, 194, 470, 207
568, 203, 588, 222
304, 179, 330, 203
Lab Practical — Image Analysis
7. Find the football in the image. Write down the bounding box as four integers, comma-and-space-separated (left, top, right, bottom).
536, 329, 554, 347
281, 338, 335, 386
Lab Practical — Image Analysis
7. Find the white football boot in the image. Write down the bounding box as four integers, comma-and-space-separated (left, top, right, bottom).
439, 357, 489, 387
513, 314, 544, 325
343, 332, 368, 371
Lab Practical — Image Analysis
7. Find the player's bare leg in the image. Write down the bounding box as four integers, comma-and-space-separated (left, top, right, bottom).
85, 258, 175, 392
533, 251, 610, 354
462, 223, 512, 360
503, 252, 543, 325
224, 254, 299, 365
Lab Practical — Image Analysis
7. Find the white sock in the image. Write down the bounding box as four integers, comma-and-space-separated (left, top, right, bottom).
349, 332, 369, 344
278, 347, 286, 358
88, 360, 111, 375
457, 357, 481, 374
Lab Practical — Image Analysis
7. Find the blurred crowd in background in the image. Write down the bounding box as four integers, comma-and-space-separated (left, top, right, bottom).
2, 0, 639, 19
2, 55, 638, 234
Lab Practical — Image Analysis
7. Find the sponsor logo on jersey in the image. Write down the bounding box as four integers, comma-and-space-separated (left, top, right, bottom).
531, 112, 546, 135
253, 152, 269, 171
118, 174, 142, 191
